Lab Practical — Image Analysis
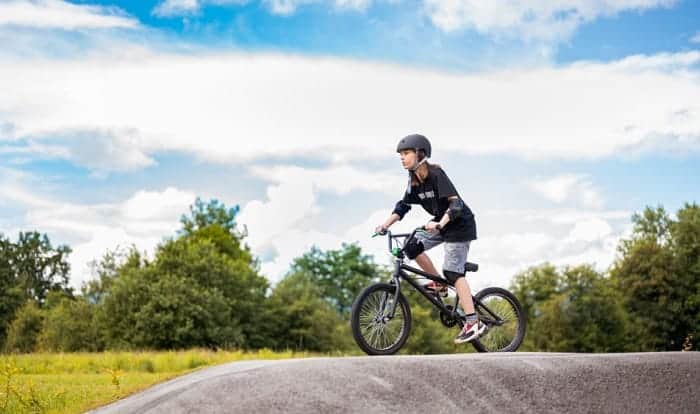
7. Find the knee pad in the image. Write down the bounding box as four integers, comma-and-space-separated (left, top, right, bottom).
404, 239, 425, 260
443, 269, 465, 284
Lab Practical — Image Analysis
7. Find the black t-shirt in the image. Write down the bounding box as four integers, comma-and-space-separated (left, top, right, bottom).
392, 165, 477, 242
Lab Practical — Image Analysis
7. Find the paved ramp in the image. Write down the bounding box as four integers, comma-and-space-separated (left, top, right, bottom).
91, 353, 699, 413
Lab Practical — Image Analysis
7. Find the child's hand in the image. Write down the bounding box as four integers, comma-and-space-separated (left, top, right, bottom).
374, 224, 388, 235
425, 221, 441, 232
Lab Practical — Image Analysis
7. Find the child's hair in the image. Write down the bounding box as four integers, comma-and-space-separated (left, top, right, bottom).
409, 150, 440, 185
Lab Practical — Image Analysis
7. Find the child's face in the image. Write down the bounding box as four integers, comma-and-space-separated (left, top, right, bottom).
399, 149, 416, 169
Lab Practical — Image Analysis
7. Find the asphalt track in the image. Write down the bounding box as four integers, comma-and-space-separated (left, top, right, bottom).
91, 352, 699, 413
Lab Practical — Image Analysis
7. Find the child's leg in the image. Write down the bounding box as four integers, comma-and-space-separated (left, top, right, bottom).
454, 277, 475, 314
415, 253, 439, 276
443, 241, 475, 315
408, 231, 444, 281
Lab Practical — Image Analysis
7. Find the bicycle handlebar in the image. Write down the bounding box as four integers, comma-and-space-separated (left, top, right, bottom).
372, 226, 426, 256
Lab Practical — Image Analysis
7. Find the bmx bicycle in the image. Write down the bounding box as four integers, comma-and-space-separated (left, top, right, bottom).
351, 227, 526, 355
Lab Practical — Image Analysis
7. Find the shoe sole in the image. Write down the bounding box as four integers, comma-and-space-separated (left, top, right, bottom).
424, 286, 448, 295
454, 324, 487, 344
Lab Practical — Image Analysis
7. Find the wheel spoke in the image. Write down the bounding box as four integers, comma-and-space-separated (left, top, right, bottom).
476, 293, 520, 352
356, 288, 406, 352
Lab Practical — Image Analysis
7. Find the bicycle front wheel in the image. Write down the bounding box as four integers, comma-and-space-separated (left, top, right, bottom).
351, 283, 412, 355
471, 287, 526, 352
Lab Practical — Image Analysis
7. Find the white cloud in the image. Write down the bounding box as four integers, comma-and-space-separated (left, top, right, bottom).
264, 0, 315, 14
473, 212, 627, 284
0, 0, 139, 30
248, 165, 405, 196
565, 217, 613, 243
238, 164, 630, 289
153, 0, 369, 16
517, 208, 630, 225
1, 50, 699, 174
528, 174, 604, 209
335, 0, 373, 11
154, 0, 200, 16
2, 129, 156, 174
344, 207, 630, 291
0, 163, 636, 291
0, 172, 195, 288
238, 164, 409, 282
153, 0, 247, 17
238, 175, 318, 255
423, 0, 677, 41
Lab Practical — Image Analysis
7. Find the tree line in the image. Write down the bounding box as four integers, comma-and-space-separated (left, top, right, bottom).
0, 199, 697, 353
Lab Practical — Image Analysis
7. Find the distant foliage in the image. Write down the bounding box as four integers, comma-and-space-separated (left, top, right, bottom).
512, 203, 699, 352
288, 244, 383, 315
0, 232, 71, 350
1, 199, 697, 354
610, 203, 699, 351
98, 199, 268, 350
6, 231, 72, 304
267, 272, 351, 352
512, 264, 627, 352
4, 301, 45, 353
39, 292, 103, 352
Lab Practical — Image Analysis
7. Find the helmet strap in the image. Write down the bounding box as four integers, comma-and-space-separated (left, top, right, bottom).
409, 154, 428, 172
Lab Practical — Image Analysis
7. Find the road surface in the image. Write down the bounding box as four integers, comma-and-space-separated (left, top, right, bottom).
90, 352, 700, 413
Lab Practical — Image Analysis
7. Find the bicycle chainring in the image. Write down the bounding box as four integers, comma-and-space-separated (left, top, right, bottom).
440, 305, 459, 328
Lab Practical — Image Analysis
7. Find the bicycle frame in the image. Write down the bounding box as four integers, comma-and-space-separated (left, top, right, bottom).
380, 229, 504, 327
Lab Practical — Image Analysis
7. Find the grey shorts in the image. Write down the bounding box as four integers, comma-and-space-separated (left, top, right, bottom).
414, 230, 470, 275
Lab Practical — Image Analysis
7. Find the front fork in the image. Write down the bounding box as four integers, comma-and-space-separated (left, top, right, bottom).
380, 261, 402, 320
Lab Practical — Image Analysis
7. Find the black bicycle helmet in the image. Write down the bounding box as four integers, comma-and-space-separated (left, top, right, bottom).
396, 134, 431, 158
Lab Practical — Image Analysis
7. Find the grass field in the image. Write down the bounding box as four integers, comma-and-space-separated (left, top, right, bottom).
0, 349, 325, 414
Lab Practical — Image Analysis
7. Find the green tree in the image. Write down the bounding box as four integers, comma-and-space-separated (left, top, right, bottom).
102, 265, 239, 349
180, 197, 242, 237
82, 247, 138, 305
511, 263, 627, 352
531, 265, 627, 352
4, 301, 45, 353
669, 203, 700, 350
289, 244, 383, 315
0, 235, 23, 349
267, 272, 350, 352
38, 292, 104, 352
99, 199, 269, 350
0, 231, 71, 350
610, 204, 700, 351
510, 263, 561, 350
9, 231, 72, 304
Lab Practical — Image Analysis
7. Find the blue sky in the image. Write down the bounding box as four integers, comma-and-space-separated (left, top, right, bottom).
68, 0, 700, 66
0, 0, 699, 289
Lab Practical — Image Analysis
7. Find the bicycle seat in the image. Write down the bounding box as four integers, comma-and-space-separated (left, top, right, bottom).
464, 262, 479, 272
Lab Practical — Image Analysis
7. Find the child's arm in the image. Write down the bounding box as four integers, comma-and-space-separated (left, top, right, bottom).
377, 213, 401, 233
427, 196, 459, 231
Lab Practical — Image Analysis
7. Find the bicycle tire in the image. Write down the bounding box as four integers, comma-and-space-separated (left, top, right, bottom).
471, 287, 526, 352
351, 283, 412, 355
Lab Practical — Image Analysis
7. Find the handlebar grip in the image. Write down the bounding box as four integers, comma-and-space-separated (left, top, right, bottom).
372, 229, 388, 237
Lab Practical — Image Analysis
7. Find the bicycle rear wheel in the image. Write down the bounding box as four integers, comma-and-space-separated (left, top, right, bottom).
351, 283, 412, 355
471, 287, 526, 352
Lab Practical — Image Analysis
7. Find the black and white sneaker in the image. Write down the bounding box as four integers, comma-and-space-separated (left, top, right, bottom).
454, 320, 486, 344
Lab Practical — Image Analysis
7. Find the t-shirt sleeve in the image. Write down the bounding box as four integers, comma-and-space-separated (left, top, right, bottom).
436, 168, 458, 199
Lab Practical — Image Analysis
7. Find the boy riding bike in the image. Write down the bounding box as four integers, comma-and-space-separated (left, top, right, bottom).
374, 134, 484, 344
